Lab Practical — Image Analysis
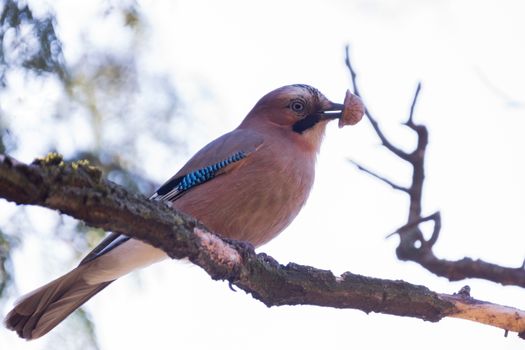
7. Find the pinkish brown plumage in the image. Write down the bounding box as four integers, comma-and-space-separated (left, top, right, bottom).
4, 84, 363, 339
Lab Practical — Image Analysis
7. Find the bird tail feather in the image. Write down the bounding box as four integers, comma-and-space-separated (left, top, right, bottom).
4, 264, 112, 340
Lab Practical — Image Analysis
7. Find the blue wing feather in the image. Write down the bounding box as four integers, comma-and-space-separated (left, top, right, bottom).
150, 151, 247, 202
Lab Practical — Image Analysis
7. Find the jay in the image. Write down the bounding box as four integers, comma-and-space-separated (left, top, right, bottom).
5, 84, 363, 339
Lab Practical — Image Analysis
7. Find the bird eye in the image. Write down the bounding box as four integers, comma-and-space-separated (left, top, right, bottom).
290, 99, 306, 113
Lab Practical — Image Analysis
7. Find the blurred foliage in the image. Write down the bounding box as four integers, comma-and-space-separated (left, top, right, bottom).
0, 122, 5, 153
0, 0, 184, 348
0, 227, 19, 296
0, 0, 67, 84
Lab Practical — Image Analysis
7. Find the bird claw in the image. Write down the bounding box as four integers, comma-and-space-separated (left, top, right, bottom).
228, 280, 237, 292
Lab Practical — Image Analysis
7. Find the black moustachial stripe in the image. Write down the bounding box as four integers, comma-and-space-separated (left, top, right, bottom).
154, 151, 246, 201
292, 114, 321, 134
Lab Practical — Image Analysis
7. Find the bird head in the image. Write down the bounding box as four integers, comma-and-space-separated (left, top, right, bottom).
240, 84, 346, 151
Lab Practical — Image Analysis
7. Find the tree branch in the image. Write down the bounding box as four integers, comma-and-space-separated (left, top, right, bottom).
0, 153, 525, 338
344, 47, 525, 288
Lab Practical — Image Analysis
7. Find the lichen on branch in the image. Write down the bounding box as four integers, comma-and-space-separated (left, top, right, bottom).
0, 153, 524, 338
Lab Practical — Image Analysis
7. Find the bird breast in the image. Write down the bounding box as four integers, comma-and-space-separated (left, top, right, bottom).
172, 140, 316, 247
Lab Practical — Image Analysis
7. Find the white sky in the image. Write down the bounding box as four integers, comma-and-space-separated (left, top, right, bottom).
2, 0, 525, 349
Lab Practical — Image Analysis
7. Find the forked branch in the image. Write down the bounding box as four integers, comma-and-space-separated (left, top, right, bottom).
344, 46, 525, 288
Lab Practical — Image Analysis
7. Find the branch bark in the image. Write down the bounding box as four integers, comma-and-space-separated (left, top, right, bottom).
344, 46, 525, 289
1, 153, 525, 339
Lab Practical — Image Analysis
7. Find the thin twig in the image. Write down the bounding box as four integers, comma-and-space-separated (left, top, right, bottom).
344, 45, 359, 96
345, 46, 411, 162
405, 82, 422, 128
349, 159, 409, 193
386, 212, 439, 239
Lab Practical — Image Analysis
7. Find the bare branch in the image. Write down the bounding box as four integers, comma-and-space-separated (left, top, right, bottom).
344, 46, 411, 162
405, 82, 422, 128
348, 159, 409, 193
387, 211, 440, 240
344, 49, 525, 288
425, 211, 441, 248
344, 44, 361, 97
1, 153, 525, 337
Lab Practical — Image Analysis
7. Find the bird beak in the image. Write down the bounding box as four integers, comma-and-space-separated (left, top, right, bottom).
319, 101, 345, 121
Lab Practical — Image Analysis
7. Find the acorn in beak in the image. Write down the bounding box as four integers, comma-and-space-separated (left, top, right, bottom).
321, 90, 365, 128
